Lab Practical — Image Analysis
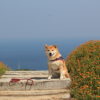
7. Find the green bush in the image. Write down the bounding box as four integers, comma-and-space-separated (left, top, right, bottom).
0, 62, 9, 76
66, 40, 100, 100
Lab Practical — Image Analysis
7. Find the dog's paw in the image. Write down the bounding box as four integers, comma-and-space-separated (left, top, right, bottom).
48, 78, 51, 80
48, 76, 52, 80
66, 78, 71, 81
60, 76, 64, 80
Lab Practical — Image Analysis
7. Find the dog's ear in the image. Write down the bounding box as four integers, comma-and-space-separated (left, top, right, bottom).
44, 44, 48, 49
53, 45, 57, 48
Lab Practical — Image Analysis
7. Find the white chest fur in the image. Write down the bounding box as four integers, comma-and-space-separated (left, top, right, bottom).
48, 61, 63, 70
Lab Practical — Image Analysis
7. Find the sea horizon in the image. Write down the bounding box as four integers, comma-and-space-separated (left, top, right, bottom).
0, 38, 98, 70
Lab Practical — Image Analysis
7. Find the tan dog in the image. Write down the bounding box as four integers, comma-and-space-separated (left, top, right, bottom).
45, 44, 70, 80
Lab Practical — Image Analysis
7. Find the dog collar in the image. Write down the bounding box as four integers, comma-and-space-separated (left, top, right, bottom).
50, 56, 64, 62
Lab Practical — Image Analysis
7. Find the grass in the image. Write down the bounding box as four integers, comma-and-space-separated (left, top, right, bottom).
15, 69, 35, 71
66, 40, 100, 100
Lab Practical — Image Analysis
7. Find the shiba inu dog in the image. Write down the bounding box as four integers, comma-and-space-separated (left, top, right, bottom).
45, 44, 70, 80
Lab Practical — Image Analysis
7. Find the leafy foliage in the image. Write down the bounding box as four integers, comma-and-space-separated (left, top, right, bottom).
66, 40, 100, 100
0, 62, 9, 76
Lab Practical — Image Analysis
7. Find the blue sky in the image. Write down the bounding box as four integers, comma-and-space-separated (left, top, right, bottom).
0, 0, 100, 40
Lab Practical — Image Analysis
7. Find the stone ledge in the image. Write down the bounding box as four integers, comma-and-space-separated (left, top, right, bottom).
0, 71, 71, 91
0, 89, 70, 96
0, 71, 71, 100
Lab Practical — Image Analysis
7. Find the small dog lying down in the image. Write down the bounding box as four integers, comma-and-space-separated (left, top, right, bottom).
45, 44, 70, 80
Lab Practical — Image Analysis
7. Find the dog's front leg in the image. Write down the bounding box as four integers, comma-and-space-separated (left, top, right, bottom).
48, 70, 52, 79
48, 64, 52, 80
60, 66, 64, 80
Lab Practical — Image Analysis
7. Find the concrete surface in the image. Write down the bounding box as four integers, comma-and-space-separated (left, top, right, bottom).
0, 71, 71, 100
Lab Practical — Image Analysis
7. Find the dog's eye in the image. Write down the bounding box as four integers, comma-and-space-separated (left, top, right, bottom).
52, 50, 54, 51
48, 50, 50, 51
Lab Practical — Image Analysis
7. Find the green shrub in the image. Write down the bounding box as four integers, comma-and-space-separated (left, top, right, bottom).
0, 62, 9, 76
66, 40, 100, 100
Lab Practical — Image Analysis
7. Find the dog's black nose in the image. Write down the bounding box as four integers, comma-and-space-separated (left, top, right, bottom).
49, 53, 52, 56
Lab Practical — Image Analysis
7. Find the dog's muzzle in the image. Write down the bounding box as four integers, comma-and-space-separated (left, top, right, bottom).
49, 53, 52, 56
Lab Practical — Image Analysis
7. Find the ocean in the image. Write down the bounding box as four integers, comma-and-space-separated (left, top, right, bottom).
0, 39, 88, 70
